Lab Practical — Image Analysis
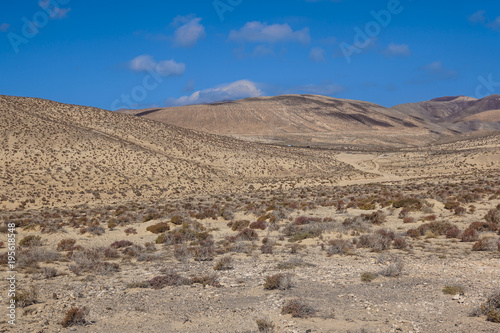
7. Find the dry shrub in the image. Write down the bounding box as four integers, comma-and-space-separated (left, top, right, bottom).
392, 237, 407, 249
379, 258, 404, 277
173, 244, 190, 262
393, 198, 422, 210
472, 238, 500, 251
110, 240, 134, 248
256, 318, 275, 333
249, 220, 267, 230
461, 229, 479, 242
326, 239, 353, 256
149, 272, 190, 289
403, 217, 415, 224
146, 222, 170, 234
124, 227, 137, 235
60, 307, 88, 328
361, 210, 386, 225
190, 273, 221, 287
193, 238, 215, 261
264, 273, 292, 290
102, 247, 119, 259
213, 256, 233, 271
170, 215, 184, 225
361, 272, 378, 282
12, 286, 38, 307
71, 248, 119, 275
56, 238, 77, 251
484, 208, 500, 224
42, 266, 58, 279
228, 228, 259, 242
341, 216, 371, 233
229, 220, 250, 231
294, 216, 321, 225
443, 285, 465, 295
469, 221, 497, 232
477, 291, 500, 323
408, 221, 456, 238
18, 247, 60, 269
357, 231, 393, 252
281, 299, 316, 318
446, 227, 461, 239
19, 235, 42, 247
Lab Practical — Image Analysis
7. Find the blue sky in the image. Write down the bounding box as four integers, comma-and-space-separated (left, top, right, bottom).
1, 0, 499, 110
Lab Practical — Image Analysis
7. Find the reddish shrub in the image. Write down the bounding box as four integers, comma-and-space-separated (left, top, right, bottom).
424, 214, 436, 221
110, 240, 134, 248
249, 220, 267, 230
403, 217, 415, 223
237, 228, 259, 241
461, 229, 478, 242
392, 237, 407, 249
446, 227, 461, 239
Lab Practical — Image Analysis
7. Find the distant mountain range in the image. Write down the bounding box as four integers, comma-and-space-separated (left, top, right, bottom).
121, 94, 500, 149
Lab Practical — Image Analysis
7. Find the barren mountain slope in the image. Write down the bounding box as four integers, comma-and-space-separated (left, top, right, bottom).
0, 95, 364, 209
391, 94, 500, 132
122, 94, 439, 148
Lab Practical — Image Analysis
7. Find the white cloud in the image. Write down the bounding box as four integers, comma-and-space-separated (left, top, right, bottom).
309, 47, 326, 62
228, 21, 310, 44
167, 80, 262, 106
383, 43, 410, 57
171, 15, 205, 48
129, 55, 185, 77
0, 23, 9, 32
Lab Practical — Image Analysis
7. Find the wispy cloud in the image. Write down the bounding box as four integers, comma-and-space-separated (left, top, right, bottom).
309, 47, 326, 62
167, 80, 262, 106
421, 61, 458, 80
128, 55, 185, 77
0, 23, 9, 32
38, 0, 71, 19
469, 10, 487, 24
469, 10, 500, 31
383, 43, 410, 57
291, 81, 345, 95
171, 15, 206, 48
228, 21, 310, 44
407, 61, 458, 84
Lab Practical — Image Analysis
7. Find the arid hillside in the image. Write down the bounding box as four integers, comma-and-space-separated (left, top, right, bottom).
122, 94, 500, 149
0, 95, 365, 210
121, 94, 441, 149
391, 94, 500, 133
